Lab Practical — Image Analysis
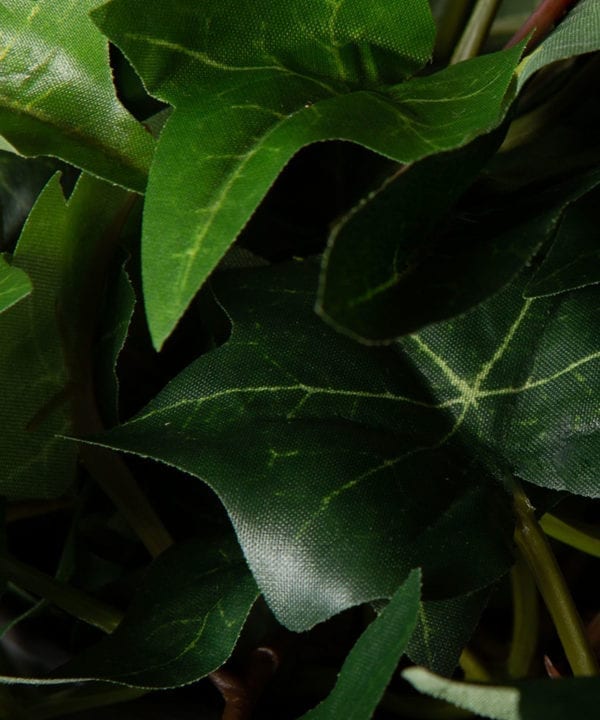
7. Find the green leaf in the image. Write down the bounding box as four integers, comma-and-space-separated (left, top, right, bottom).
402, 667, 520, 720
0, 253, 30, 313
407, 588, 489, 677
525, 186, 600, 298
91, 258, 600, 630
92, 0, 524, 348
0, 0, 155, 192
403, 668, 600, 720
299, 569, 420, 720
0, 150, 60, 250
0, 173, 129, 499
319, 161, 600, 342
52, 536, 259, 689
517, 0, 600, 91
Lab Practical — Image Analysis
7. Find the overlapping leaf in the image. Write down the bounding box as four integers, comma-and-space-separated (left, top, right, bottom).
319, 162, 600, 342
52, 536, 259, 689
0, 173, 130, 499
300, 570, 420, 720
0, 253, 30, 313
92, 0, 527, 348
0, 0, 155, 192
525, 186, 600, 298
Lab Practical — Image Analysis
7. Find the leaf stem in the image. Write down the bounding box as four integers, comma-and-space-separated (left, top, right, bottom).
459, 648, 492, 683
505, 0, 579, 52
513, 485, 599, 676
433, 0, 476, 61
0, 554, 123, 634
450, 0, 504, 64
540, 513, 600, 559
507, 554, 539, 678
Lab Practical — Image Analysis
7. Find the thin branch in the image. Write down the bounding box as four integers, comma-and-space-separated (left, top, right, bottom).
451, 0, 504, 64
513, 484, 599, 676
505, 0, 580, 52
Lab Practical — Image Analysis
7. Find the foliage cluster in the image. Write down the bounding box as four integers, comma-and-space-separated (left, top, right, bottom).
0, 1, 599, 718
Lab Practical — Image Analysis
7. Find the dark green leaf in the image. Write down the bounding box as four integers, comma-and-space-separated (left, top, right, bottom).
300, 569, 420, 720
0, 253, 30, 313
407, 588, 489, 677
93, 0, 524, 348
0, 174, 129, 499
0, 0, 155, 192
53, 536, 259, 689
525, 186, 600, 298
319, 163, 600, 342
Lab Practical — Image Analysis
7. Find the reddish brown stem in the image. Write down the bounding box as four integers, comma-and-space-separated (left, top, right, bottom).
506, 0, 579, 52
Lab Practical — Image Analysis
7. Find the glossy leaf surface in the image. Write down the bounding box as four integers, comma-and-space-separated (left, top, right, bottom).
0, 174, 128, 499
0, 253, 30, 313
300, 569, 420, 719
54, 536, 259, 688
0, 0, 154, 192
92, 0, 525, 348
89, 258, 600, 629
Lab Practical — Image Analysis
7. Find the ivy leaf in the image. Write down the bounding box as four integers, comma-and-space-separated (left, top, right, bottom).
92, 0, 525, 348
299, 569, 420, 720
403, 668, 600, 720
0, 0, 155, 192
52, 536, 259, 689
525, 186, 600, 298
318, 160, 600, 342
0, 174, 129, 499
517, 0, 600, 91
0, 253, 30, 313
90, 258, 599, 629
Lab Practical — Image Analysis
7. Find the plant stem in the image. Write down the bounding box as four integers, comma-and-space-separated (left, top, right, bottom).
450, 0, 503, 64
505, 0, 579, 52
0, 555, 123, 634
507, 555, 539, 678
540, 514, 600, 559
513, 485, 599, 676
433, 0, 476, 61
459, 648, 492, 682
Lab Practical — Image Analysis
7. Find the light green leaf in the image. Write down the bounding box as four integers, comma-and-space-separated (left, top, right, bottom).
403, 668, 600, 720
517, 0, 600, 91
92, 0, 524, 348
0, 253, 30, 313
0, 0, 155, 192
0, 173, 129, 499
525, 186, 600, 298
300, 569, 420, 720
403, 667, 520, 720
51, 536, 259, 689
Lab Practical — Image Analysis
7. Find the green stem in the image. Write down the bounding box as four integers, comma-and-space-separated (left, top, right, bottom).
541, 514, 600, 559
459, 648, 492, 683
507, 555, 539, 678
450, 0, 503, 64
433, 0, 476, 62
0, 555, 123, 634
513, 485, 599, 676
